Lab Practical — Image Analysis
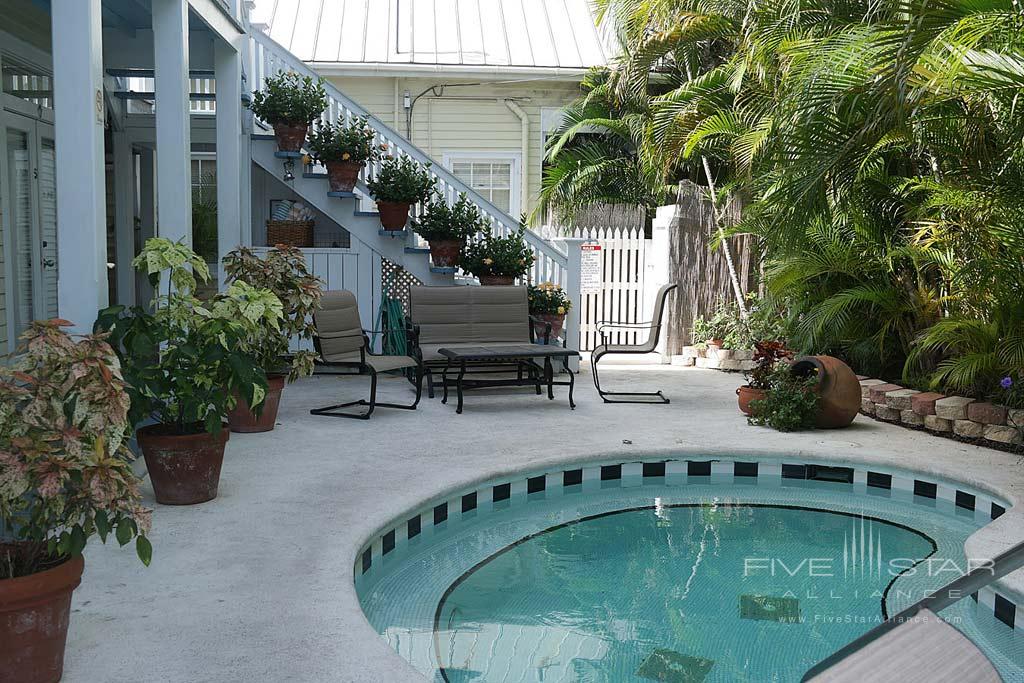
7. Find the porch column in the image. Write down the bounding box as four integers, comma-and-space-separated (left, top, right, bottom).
153, 0, 192, 245
215, 39, 242, 288
112, 132, 136, 305
51, 0, 108, 332
560, 238, 586, 372
137, 148, 157, 305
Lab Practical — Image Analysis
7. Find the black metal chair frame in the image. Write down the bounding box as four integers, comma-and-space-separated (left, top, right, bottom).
309, 330, 425, 420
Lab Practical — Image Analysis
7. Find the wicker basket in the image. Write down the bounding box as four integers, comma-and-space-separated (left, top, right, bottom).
266, 220, 314, 247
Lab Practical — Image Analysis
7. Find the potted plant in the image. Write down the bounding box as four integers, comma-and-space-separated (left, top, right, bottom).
1, 320, 151, 683
221, 245, 324, 432
307, 115, 383, 193
528, 282, 572, 341
747, 364, 821, 432
412, 194, 487, 268
461, 227, 536, 285
737, 340, 792, 415
96, 239, 278, 505
365, 155, 437, 230
249, 72, 327, 153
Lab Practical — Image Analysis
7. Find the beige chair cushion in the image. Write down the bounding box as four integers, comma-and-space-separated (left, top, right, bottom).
322, 349, 417, 372
409, 286, 530, 349
315, 291, 365, 357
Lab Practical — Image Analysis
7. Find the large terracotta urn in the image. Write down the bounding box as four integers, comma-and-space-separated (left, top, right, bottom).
791, 355, 861, 428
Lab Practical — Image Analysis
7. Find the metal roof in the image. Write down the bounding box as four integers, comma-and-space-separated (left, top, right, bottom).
249, 0, 610, 74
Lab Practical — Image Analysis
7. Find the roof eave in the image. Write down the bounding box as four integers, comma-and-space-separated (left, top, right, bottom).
304, 61, 593, 80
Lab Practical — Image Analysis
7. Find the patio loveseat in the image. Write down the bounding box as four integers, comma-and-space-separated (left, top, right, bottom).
406, 285, 552, 398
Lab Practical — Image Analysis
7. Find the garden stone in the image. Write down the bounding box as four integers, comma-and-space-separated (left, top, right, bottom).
935, 396, 976, 420
671, 355, 695, 367
859, 379, 886, 398
694, 357, 709, 369
681, 346, 700, 358
861, 399, 875, 415
733, 349, 755, 361
719, 359, 748, 371
900, 409, 924, 427
711, 348, 734, 360
967, 402, 1007, 425
911, 392, 945, 416
885, 389, 920, 411
869, 383, 903, 403
1009, 409, 1024, 428
875, 405, 900, 421
924, 415, 952, 433
984, 425, 1022, 445
953, 420, 984, 438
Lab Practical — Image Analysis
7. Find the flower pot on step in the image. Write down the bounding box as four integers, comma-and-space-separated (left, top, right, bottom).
227, 374, 286, 433
137, 424, 229, 505
791, 355, 861, 428
272, 121, 308, 153
706, 338, 724, 352
531, 312, 565, 340
478, 274, 515, 286
0, 553, 84, 683
325, 160, 363, 193
376, 201, 411, 230
428, 239, 465, 268
736, 385, 766, 416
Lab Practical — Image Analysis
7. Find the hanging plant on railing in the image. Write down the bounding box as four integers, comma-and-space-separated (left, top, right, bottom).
249, 72, 327, 153
307, 116, 384, 193
461, 227, 536, 285
413, 194, 488, 269
365, 155, 437, 230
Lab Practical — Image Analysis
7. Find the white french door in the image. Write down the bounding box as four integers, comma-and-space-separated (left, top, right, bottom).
1, 103, 57, 353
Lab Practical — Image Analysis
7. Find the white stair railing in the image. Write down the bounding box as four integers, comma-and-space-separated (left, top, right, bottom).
248, 30, 569, 292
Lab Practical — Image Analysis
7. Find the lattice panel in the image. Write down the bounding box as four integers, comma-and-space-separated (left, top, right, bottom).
381, 258, 422, 315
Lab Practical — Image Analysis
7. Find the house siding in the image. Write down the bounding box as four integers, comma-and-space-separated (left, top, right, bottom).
327, 76, 582, 217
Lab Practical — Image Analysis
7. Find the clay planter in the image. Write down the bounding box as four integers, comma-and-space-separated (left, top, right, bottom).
791, 355, 861, 428
325, 160, 363, 193
376, 201, 412, 230
706, 338, 725, 352
137, 424, 229, 505
531, 312, 566, 341
0, 553, 83, 683
736, 385, 767, 416
227, 374, 286, 433
478, 274, 515, 286
272, 121, 308, 153
428, 239, 465, 268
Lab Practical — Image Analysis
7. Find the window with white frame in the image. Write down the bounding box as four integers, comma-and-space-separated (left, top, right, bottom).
444, 154, 519, 215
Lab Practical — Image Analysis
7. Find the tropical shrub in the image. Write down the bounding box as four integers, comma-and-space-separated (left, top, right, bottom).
744, 341, 792, 391
461, 228, 536, 279
222, 245, 324, 381
748, 366, 820, 432
307, 116, 382, 164
0, 321, 151, 579
528, 283, 572, 316
366, 155, 436, 204
95, 239, 277, 435
249, 72, 327, 125
413, 194, 487, 243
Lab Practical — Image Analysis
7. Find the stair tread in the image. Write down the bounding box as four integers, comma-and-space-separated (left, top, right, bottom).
327, 191, 357, 198
378, 229, 407, 237
404, 247, 430, 253
274, 150, 303, 159
252, 133, 276, 141
303, 172, 327, 179
354, 210, 380, 217
430, 266, 457, 274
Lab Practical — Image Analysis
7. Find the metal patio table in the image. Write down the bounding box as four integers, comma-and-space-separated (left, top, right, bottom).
437, 345, 580, 413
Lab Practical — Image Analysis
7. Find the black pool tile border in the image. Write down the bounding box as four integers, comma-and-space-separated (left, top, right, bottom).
643, 462, 666, 478
687, 461, 711, 477
993, 503, 1006, 519
407, 515, 421, 540
433, 502, 448, 525
563, 469, 583, 486
808, 465, 854, 484
382, 529, 395, 555
734, 462, 758, 478
493, 483, 511, 502
867, 472, 892, 490
527, 476, 546, 494
781, 464, 806, 480
601, 464, 622, 481
914, 480, 938, 499
955, 491, 976, 511
462, 492, 477, 513
361, 548, 371, 574
994, 593, 1016, 629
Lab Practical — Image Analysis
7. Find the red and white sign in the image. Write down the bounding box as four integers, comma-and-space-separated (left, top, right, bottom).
580, 243, 602, 295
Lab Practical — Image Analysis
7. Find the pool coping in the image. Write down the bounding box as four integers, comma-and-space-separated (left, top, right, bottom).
351, 445, 1024, 679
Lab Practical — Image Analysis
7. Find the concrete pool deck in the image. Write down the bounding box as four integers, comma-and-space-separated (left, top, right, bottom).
64, 365, 1024, 682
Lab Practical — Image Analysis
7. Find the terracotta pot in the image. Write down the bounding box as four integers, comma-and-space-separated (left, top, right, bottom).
227, 375, 286, 433
791, 355, 861, 428
707, 338, 725, 351
478, 274, 515, 286
736, 385, 767, 416
137, 424, 229, 505
376, 201, 411, 230
325, 160, 363, 193
428, 239, 465, 268
531, 312, 565, 341
272, 121, 308, 153
0, 553, 83, 683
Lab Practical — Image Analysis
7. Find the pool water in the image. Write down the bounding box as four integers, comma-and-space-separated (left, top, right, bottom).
357, 473, 1024, 682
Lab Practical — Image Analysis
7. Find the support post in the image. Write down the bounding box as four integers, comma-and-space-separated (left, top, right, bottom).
215, 39, 242, 288
137, 148, 157, 305
52, 0, 108, 332
113, 132, 136, 305
560, 238, 586, 372
649, 206, 674, 362
153, 0, 192, 245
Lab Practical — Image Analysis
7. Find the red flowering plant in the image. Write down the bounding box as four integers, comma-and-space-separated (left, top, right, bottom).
745, 340, 793, 390
0, 320, 151, 579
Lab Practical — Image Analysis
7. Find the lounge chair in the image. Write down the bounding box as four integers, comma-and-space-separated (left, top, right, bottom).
310, 290, 424, 419
590, 283, 678, 404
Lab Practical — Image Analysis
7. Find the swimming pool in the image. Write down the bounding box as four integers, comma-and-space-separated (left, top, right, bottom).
355, 459, 1024, 681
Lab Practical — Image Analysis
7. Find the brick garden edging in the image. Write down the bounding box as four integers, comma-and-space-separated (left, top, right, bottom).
858, 377, 1023, 452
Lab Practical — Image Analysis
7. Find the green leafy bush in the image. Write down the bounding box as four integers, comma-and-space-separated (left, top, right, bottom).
528, 282, 572, 315
366, 155, 436, 204
248, 72, 326, 125
413, 194, 486, 242
0, 321, 151, 578
747, 365, 820, 432
461, 228, 536, 279
307, 116, 382, 164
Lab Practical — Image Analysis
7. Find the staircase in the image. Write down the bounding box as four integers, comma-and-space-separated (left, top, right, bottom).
247, 30, 570, 292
